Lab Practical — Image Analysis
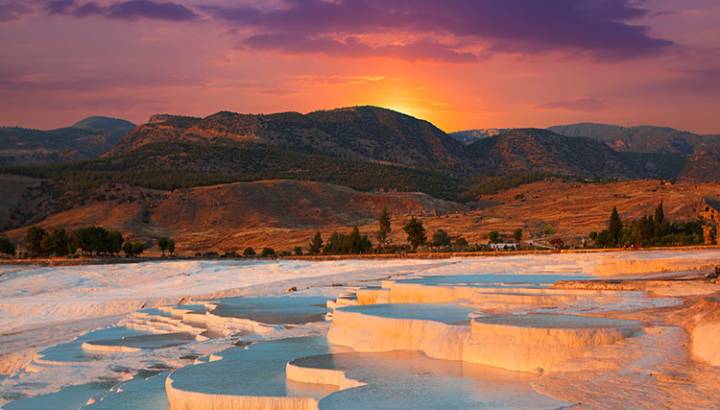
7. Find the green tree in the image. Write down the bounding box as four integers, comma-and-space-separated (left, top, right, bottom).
0, 236, 15, 256
403, 217, 426, 251
432, 229, 451, 247
349, 226, 372, 254
488, 231, 501, 244
513, 228, 523, 243
654, 202, 665, 226
107, 229, 124, 255
123, 240, 134, 257
25, 226, 48, 257
454, 237, 469, 249
261, 247, 275, 257
72, 226, 111, 256
132, 242, 145, 256
294, 246, 303, 256
122, 240, 144, 257
168, 239, 176, 256
158, 237, 170, 256
608, 207, 623, 246
309, 232, 324, 255
243, 247, 256, 257
41, 228, 72, 257
376, 207, 392, 247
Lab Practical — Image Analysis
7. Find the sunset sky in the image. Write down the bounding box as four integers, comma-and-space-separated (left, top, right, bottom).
1, 0, 719, 133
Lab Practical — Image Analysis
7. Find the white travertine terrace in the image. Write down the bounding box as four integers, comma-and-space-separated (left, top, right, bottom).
362, 278, 645, 312
165, 374, 322, 410
692, 321, 720, 366
327, 304, 471, 362
7, 252, 720, 409
465, 314, 640, 372
285, 361, 366, 391
328, 304, 641, 373
80, 341, 142, 354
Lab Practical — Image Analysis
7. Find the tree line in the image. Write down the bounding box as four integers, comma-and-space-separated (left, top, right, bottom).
590, 203, 704, 248
302, 208, 477, 255
0, 226, 176, 258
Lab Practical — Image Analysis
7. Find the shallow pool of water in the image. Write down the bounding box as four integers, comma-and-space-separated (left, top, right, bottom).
293, 352, 569, 409
473, 313, 641, 329
169, 336, 340, 398
338, 304, 474, 324
396, 274, 588, 287
210, 296, 329, 324
86, 332, 196, 350
39, 327, 148, 362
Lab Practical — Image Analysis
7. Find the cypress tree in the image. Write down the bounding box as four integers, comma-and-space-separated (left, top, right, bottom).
309, 232, 324, 254
608, 207, 623, 246
403, 217, 426, 251
376, 208, 392, 247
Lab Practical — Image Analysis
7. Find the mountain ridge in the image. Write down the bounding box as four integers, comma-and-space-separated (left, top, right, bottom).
0, 116, 135, 165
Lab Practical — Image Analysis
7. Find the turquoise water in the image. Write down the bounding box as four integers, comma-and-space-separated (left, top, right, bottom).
292, 352, 569, 409
83, 372, 169, 410
4, 381, 115, 410
87, 332, 196, 350
39, 327, 147, 362
169, 337, 338, 398
337, 304, 474, 324
473, 313, 642, 329
211, 296, 329, 324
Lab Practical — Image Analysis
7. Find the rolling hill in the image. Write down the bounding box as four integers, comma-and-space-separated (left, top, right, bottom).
464, 128, 685, 180
548, 123, 720, 155
3, 106, 720, 252
108, 106, 469, 172
448, 128, 507, 144
0, 116, 135, 165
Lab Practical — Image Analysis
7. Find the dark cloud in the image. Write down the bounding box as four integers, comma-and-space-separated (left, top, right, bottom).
47, 0, 198, 21
203, 0, 673, 61
243, 34, 481, 63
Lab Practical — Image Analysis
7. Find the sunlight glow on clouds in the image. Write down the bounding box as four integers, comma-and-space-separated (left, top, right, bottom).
0, 0, 718, 133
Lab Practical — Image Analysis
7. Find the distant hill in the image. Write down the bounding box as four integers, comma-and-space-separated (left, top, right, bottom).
4, 109, 703, 207
109, 106, 468, 172
448, 129, 507, 145
0, 116, 135, 165
464, 128, 684, 180
548, 123, 720, 155
680, 145, 720, 183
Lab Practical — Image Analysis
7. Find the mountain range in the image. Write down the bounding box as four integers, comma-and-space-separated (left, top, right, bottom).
0, 117, 135, 165
2, 106, 719, 251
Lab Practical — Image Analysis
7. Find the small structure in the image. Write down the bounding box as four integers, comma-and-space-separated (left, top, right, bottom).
699, 198, 720, 245
489, 243, 518, 251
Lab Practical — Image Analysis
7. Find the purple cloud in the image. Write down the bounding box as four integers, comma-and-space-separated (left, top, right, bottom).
203, 0, 673, 61
243, 34, 481, 63
47, 0, 198, 21
0, 1, 32, 21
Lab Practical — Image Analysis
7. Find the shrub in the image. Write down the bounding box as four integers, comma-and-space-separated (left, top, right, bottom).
0, 236, 15, 256
261, 247, 276, 257
243, 247, 256, 256
513, 229, 523, 243
432, 229, 451, 247
454, 237, 469, 249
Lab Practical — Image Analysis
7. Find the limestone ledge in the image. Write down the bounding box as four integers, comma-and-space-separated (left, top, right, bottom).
328, 307, 641, 373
